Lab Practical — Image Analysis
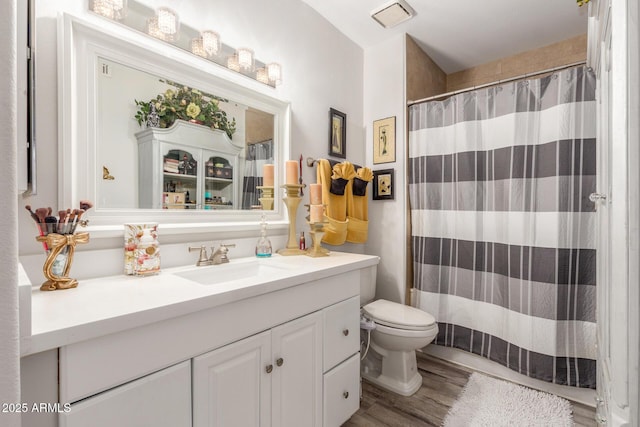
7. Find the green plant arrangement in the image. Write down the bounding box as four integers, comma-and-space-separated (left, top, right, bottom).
135, 80, 237, 139
576, 0, 590, 6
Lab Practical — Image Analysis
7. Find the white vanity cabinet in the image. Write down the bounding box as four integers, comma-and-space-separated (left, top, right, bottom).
50, 267, 369, 427
193, 312, 323, 427
136, 120, 243, 210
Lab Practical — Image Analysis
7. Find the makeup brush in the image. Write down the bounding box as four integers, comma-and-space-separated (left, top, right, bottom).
35, 208, 48, 229
79, 200, 94, 211
25, 205, 40, 224
27, 205, 48, 251
71, 209, 85, 234
62, 208, 71, 234
45, 216, 58, 235
65, 209, 77, 234
58, 210, 67, 233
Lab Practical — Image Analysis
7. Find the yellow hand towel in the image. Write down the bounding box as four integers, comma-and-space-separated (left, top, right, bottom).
346, 167, 373, 243
317, 159, 355, 245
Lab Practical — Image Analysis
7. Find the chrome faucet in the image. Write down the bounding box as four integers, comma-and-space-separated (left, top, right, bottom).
210, 243, 236, 265
188, 245, 212, 266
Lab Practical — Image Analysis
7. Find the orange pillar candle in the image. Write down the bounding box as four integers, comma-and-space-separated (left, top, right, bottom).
285, 160, 298, 185
310, 183, 322, 205
310, 204, 324, 223
263, 164, 274, 187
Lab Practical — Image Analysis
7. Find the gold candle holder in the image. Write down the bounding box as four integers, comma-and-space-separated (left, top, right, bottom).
306, 221, 330, 257
277, 184, 306, 256
36, 232, 90, 291
256, 185, 274, 210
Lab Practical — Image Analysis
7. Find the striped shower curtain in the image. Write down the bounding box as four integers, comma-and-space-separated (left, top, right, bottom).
408, 66, 597, 388
242, 140, 273, 209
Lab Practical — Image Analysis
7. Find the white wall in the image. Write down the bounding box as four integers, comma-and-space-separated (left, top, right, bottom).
363, 34, 407, 304
19, 0, 364, 275
1, 0, 22, 425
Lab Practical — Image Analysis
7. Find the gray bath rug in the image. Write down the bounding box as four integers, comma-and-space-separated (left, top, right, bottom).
442, 372, 573, 426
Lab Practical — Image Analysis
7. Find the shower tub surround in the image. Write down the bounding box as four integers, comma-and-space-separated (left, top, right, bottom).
21, 252, 378, 426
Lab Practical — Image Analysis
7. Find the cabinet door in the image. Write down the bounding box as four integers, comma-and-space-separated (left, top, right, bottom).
193, 331, 272, 427
59, 361, 191, 427
272, 312, 323, 427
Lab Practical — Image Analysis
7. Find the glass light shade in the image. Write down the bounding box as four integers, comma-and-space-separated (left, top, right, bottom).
256, 67, 269, 85
201, 31, 221, 57
156, 7, 179, 42
146, 16, 165, 40
191, 37, 206, 58
236, 48, 255, 72
227, 55, 240, 72
267, 62, 282, 86
90, 0, 127, 20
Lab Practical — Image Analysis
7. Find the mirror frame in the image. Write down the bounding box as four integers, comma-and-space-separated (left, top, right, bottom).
58, 13, 291, 238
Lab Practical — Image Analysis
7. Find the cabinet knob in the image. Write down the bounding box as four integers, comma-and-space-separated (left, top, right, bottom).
265, 364, 273, 374
276, 357, 284, 367
343, 391, 349, 399
343, 329, 349, 336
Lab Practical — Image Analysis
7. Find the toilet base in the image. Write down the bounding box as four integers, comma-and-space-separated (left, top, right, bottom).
361, 344, 423, 396
362, 368, 422, 396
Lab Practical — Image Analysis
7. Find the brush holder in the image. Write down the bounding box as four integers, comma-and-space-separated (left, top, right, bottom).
36, 232, 90, 291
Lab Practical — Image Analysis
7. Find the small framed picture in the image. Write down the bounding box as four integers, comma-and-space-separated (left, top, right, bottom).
373, 116, 396, 164
329, 108, 346, 159
373, 169, 395, 200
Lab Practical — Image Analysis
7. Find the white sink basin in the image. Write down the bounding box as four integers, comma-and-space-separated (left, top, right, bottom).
174, 259, 294, 286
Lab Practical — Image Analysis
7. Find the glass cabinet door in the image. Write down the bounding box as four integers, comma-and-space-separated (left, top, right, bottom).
163, 148, 198, 209
203, 155, 234, 210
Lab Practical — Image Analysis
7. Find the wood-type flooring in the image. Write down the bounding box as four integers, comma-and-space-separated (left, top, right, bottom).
343, 352, 596, 426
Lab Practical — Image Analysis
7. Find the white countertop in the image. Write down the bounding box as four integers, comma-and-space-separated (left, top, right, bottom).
22, 252, 379, 356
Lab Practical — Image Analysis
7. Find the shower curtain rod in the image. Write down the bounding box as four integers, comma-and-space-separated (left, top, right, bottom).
407, 60, 588, 106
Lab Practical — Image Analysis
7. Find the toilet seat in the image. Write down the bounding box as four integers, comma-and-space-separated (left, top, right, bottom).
363, 299, 436, 331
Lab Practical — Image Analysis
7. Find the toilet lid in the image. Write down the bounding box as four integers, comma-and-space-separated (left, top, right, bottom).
363, 299, 436, 331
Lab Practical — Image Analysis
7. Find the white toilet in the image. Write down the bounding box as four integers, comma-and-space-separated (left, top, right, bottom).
359, 266, 439, 396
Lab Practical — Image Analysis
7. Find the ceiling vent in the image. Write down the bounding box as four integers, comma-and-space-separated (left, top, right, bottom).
371, 0, 416, 29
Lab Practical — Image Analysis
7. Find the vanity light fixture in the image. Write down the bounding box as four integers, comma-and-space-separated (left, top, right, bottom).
201, 30, 221, 57
146, 16, 165, 40
256, 67, 269, 84
267, 63, 282, 86
191, 37, 207, 58
236, 48, 255, 72
90, 0, 128, 21
227, 54, 240, 72
154, 7, 179, 41
90, 0, 283, 86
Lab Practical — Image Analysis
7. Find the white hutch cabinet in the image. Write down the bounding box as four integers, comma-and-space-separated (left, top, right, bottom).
135, 120, 244, 210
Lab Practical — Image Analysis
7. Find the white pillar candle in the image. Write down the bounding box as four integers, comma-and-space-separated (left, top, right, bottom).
263, 164, 274, 187
310, 204, 324, 223
309, 183, 322, 205
285, 160, 298, 185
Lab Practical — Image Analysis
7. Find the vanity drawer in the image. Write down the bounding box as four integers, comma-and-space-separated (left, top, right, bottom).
323, 296, 359, 372
323, 353, 360, 427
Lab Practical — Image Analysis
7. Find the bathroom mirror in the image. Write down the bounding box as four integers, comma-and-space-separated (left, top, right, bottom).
59, 14, 290, 235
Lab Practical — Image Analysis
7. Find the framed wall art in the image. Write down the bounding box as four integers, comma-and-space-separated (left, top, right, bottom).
373, 169, 395, 200
329, 108, 346, 158
373, 116, 396, 164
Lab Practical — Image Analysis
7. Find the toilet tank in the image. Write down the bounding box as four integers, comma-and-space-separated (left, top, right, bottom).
359, 265, 377, 306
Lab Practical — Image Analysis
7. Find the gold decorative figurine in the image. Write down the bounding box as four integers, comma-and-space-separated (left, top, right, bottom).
36, 232, 90, 291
